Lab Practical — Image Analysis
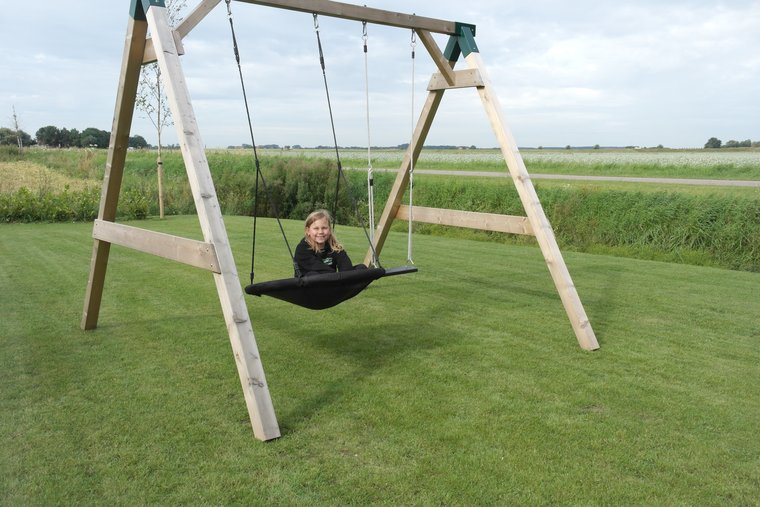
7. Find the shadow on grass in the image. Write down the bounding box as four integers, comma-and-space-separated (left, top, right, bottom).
557, 259, 627, 347
258, 297, 453, 435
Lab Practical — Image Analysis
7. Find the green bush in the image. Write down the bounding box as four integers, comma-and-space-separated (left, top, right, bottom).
120, 188, 150, 220
0, 186, 100, 223
239, 156, 365, 225
0, 144, 24, 161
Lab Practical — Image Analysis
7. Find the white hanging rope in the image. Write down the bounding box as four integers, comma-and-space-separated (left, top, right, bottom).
362, 22, 377, 266
407, 29, 416, 265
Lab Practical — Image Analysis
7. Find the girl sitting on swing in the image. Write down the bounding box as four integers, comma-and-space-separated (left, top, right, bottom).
294, 209, 366, 276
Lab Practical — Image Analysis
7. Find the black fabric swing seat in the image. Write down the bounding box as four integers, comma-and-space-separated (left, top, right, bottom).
245, 265, 417, 310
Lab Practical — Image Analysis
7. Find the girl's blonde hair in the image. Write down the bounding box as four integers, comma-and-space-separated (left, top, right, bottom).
304, 209, 344, 253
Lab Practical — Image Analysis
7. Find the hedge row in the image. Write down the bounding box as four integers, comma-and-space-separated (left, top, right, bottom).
2, 156, 758, 272
406, 176, 760, 272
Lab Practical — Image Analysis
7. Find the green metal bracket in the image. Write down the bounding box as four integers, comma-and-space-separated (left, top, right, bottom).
455, 22, 477, 38
130, 0, 166, 21
457, 23, 479, 57
443, 35, 461, 62
443, 22, 479, 61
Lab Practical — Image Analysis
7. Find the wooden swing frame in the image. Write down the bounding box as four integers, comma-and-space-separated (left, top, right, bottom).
82, 0, 598, 442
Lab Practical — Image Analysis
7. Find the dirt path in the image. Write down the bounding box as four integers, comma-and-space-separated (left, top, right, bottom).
369, 168, 760, 187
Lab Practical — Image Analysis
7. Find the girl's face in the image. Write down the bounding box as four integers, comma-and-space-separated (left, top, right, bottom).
306, 217, 331, 248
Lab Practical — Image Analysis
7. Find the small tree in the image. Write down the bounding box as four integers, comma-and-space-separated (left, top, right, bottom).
60, 128, 82, 148
704, 137, 722, 149
0, 127, 32, 147
36, 125, 61, 146
129, 135, 149, 149
135, 0, 187, 218
80, 128, 110, 148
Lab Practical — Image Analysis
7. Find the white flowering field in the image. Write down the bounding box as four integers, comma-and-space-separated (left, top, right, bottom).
261, 148, 760, 169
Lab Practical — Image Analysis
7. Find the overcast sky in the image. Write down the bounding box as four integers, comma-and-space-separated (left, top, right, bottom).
2, 1, 758, 149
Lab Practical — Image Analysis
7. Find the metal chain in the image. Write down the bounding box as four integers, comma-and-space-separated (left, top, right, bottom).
407, 29, 417, 265
362, 21, 377, 266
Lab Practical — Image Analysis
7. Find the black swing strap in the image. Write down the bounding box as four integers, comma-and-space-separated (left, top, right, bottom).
313, 14, 381, 267
313, 14, 342, 220
226, 0, 299, 282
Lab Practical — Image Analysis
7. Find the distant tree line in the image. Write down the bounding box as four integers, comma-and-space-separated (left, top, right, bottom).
0, 125, 149, 149
3, 125, 759, 151
704, 137, 759, 149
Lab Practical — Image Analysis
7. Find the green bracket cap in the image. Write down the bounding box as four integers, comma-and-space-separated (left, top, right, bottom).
455, 22, 477, 38
130, 0, 166, 21
457, 23, 479, 57
444, 22, 479, 61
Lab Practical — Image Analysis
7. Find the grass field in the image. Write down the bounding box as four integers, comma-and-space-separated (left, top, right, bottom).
9, 146, 760, 182
4, 146, 759, 200
0, 160, 98, 194
2, 216, 759, 505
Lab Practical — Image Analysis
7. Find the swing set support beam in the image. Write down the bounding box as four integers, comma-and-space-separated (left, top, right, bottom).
365, 26, 599, 351
83, 0, 598, 443
234, 0, 475, 36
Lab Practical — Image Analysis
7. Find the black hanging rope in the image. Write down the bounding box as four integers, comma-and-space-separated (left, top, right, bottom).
313, 14, 343, 222
313, 14, 381, 267
238, 12, 418, 308
225, 0, 300, 282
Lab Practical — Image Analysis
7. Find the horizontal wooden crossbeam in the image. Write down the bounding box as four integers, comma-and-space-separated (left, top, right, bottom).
235, 0, 464, 35
143, 0, 221, 64
92, 220, 221, 273
427, 69, 484, 90
394, 205, 534, 236
143, 30, 185, 64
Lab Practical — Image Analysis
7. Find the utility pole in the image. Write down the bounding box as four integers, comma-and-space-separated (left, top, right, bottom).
12, 106, 23, 150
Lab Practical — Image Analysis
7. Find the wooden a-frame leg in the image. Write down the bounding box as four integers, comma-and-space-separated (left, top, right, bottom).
465, 52, 599, 351
82, 17, 148, 330
363, 89, 445, 265
146, 5, 280, 440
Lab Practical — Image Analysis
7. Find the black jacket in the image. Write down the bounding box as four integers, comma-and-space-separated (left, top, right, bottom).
294, 238, 354, 276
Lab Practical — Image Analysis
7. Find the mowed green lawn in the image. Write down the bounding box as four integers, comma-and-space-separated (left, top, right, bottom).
1, 216, 758, 505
